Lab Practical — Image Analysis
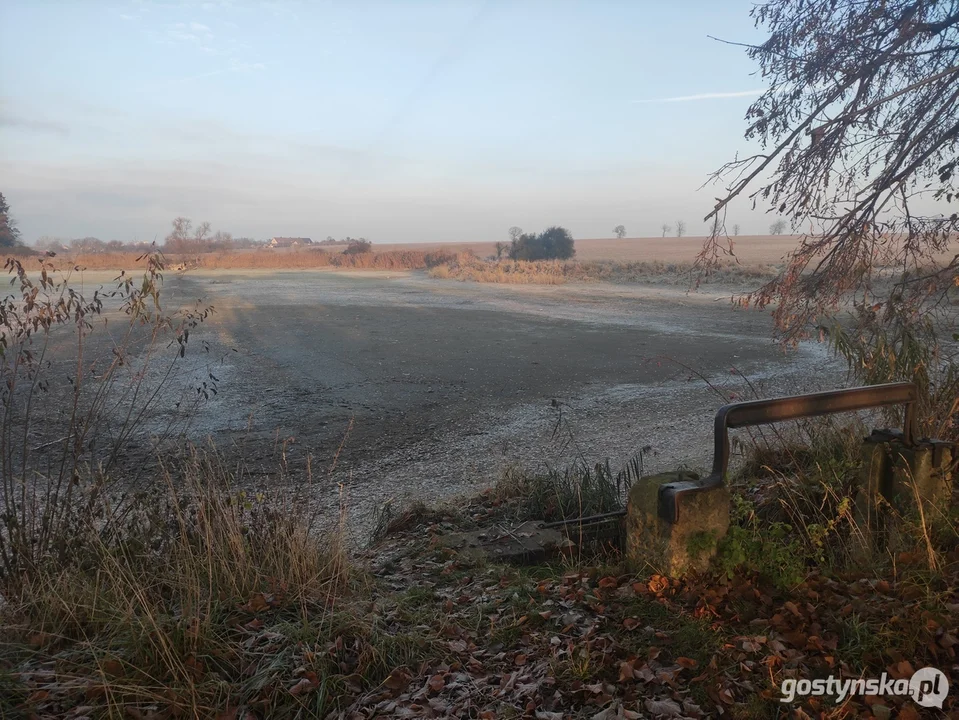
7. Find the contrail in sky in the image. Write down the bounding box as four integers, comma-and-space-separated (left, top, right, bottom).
634, 89, 765, 104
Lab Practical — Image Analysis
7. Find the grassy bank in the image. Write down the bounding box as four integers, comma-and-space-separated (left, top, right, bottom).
34, 248, 473, 272
4, 427, 957, 717
429, 257, 781, 286
12, 249, 782, 286
353, 421, 959, 718
0, 449, 365, 718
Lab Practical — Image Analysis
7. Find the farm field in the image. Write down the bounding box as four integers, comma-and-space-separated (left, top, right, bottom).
375, 234, 805, 263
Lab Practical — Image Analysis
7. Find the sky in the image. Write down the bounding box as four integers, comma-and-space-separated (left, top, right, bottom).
1, 0, 775, 244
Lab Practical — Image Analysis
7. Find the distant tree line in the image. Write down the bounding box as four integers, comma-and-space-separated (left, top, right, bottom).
164, 217, 240, 253
36, 236, 153, 253
319, 236, 369, 246
33, 216, 376, 255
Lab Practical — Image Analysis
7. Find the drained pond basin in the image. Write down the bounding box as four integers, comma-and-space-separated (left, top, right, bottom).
41, 268, 847, 542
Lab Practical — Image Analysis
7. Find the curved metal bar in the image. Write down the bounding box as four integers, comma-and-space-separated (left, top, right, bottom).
657, 382, 918, 523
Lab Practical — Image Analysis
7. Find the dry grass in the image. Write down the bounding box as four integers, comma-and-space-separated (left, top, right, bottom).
428, 261, 567, 284
15, 233, 957, 273
429, 257, 781, 286
378, 235, 807, 264
7, 235, 804, 274
0, 445, 366, 717
27, 248, 474, 273
0, 253, 367, 716
5, 236, 805, 273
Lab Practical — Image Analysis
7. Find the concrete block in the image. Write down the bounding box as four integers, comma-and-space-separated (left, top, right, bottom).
887, 441, 956, 549
852, 434, 956, 556
851, 435, 893, 558
625, 471, 729, 577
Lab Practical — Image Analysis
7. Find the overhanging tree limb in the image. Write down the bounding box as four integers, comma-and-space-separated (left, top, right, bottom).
702, 0, 959, 343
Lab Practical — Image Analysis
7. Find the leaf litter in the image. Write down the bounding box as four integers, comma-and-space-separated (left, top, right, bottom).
6, 489, 959, 718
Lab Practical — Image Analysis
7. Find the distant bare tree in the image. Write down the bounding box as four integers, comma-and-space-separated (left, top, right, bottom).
70, 237, 105, 253
165, 217, 232, 253
194, 221, 212, 243
494, 241, 507, 260
212, 231, 233, 249
170, 217, 191, 239
732, 224, 741, 236
35, 236, 66, 250
709, 215, 723, 237
675, 220, 686, 238
660, 223, 671, 237
508, 226, 523, 242
769, 219, 787, 235
613, 225, 626, 239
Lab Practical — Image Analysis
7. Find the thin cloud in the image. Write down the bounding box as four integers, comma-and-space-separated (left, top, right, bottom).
0, 112, 69, 136
634, 89, 765, 104
178, 59, 264, 82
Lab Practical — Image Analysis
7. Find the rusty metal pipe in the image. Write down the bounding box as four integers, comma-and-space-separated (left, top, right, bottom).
540, 510, 627, 528
658, 382, 918, 523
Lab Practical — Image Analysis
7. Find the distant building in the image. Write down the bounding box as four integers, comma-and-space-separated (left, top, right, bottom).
268, 237, 313, 248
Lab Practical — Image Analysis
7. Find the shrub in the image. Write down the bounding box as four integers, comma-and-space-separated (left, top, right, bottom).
342, 238, 373, 255
0, 253, 218, 581
828, 299, 959, 442
508, 226, 575, 261
715, 497, 810, 590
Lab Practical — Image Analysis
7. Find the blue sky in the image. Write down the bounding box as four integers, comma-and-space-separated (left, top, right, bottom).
1, 0, 773, 244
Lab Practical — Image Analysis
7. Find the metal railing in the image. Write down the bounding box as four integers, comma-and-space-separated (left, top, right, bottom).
657, 382, 919, 522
